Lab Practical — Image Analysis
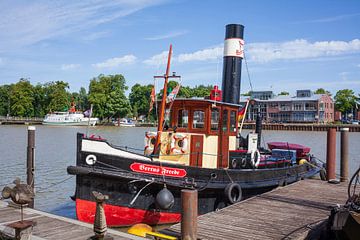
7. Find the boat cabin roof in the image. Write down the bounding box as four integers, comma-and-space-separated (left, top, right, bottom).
163, 98, 242, 136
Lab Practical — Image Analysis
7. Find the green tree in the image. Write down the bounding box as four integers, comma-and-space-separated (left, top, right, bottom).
88, 74, 131, 120
0, 84, 12, 116
192, 85, 213, 97
129, 84, 153, 117
44, 81, 70, 112
241, 91, 252, 97
78, 87, 89, 111
10, 79, 34, 117
33, 84, 47, 117
314, 88, 331, 96
334, 89, 358, 114
278, 91, 289, 96
178, 86, 192, 98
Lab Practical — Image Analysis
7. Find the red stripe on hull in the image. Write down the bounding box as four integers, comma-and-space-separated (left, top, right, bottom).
76, 199, 181, 226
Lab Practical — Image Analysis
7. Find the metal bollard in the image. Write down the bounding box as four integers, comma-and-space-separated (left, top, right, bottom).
340, 128, 349, 182
326, 128, 336, 181
92, 191, 112, 240
181, 189, 198, 240
27, 126, 35, 208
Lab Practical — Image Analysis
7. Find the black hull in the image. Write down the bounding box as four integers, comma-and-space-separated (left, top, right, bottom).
67, 133, 320, 226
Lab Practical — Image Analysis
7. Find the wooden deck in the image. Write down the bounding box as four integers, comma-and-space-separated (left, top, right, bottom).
169, 179, 349, 240
0, 201, 143, 240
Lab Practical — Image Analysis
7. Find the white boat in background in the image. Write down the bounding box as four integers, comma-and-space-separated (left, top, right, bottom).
43, 112, 98, 126
114, 118, 136, 127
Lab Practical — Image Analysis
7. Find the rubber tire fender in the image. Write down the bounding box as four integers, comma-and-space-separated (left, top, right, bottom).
224, 183, 242, 204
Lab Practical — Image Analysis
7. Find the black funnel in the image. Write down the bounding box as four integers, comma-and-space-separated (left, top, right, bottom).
221, 24, 244, 104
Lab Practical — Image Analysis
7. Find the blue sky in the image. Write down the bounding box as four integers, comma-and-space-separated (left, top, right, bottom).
0, 0, 359, 96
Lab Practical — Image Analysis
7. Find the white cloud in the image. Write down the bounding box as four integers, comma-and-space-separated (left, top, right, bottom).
82, 31, 110, 41
247, 39, 360, 62
296, 13, 360, 24
61, 64, 80, 70
177, 46, 223, 63
145, 30, 189, 41
143, 51, 169, 66
143, 38, 360, 67
92, 54, 137, 68
0, 0, 165, 52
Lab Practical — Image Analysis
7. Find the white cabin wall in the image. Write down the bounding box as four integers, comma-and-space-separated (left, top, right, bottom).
229, 136, 237, 151
202, 135, 218, 168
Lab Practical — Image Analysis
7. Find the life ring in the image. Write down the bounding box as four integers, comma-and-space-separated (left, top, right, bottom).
250, 149, 261, 168
144, 132, 157, 156
170, 133, 188, 154
224, 183, 242, 204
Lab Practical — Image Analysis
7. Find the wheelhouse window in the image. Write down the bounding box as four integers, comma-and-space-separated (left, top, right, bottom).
193, 110, 205, 129
230, 110, 237, 132
211, 108, 219, 131
222, 110, 228, 132
177, 109, 188, 128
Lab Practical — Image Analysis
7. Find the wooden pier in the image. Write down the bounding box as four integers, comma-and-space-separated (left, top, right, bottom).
243, 122, 360, 132
169, 179, 348, 239
0, 201, 144, 240
0, 116, 43, 125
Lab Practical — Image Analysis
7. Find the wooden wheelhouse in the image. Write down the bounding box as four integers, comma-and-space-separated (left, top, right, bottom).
155, 98, 241, 169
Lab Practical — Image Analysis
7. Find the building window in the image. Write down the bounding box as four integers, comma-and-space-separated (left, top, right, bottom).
293, 103, 303, 111
211, 109, 219, 131
222, 110, 228, 132
193, 110, 205, 129
230, 111, 237, 132
177, 109, 188, 128
280, 104, 291, 111
305, 102, 316, 111
269, 103, 278, 108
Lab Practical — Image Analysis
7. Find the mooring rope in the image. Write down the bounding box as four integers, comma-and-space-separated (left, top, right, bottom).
36, 176, 74, 193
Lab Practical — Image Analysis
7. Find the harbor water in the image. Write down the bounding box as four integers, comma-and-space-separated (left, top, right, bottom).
0, 125, 359, 218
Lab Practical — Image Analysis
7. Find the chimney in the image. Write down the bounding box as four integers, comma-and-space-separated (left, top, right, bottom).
221, 24, 245, 104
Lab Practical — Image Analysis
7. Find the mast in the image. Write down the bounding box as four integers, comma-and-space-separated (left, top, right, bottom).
153, 44, 173, 155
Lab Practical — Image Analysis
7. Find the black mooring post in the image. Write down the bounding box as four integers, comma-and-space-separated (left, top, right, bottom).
27, 126, 35, 208
255, 110, 262, 149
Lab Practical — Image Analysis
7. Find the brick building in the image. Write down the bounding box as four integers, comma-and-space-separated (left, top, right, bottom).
243, 90, 334, 123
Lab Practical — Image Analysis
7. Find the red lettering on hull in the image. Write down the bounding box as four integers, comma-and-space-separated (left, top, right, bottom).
76, 199, 181, 226
130, 162, 187, 178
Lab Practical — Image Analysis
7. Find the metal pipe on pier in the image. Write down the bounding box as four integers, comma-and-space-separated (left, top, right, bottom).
340, 128, 349, 182
27, 126, 35, 208
326, 128, 336, 181
181, 189, 198, 240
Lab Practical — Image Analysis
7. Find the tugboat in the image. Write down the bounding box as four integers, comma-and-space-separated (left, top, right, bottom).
67, 24, 322, 227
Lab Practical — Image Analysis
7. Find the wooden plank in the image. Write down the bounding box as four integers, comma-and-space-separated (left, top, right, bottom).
169, 179, 348, 239
0, 201, 144, 240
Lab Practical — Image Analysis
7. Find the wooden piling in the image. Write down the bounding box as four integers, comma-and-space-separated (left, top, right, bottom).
326, 128, 336, 181
26, 126, 35, 208
181, 189, 197, 240
340, 128, 349, 182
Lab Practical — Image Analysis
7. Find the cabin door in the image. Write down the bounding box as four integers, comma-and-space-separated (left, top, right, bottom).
190, 135, 203, 167
218, 109, 229, 168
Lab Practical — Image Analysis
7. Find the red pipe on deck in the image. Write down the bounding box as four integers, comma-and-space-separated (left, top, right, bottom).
326, 128, 336, 181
